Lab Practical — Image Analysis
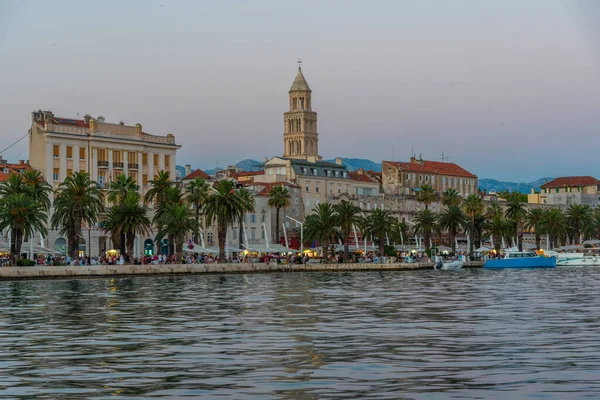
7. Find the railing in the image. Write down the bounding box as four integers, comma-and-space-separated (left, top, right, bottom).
97, 160, 109, 167
128, 163, 138, 169
113, 162, 124, 168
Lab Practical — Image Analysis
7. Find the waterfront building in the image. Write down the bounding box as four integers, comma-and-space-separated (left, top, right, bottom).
382, 157, 478, 196
29, 110, 181, 256
534, 176, 600, 206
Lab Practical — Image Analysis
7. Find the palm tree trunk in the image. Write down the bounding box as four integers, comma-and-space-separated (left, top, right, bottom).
450, 230, 456, 253
343, 235, 349, 263
535, 234, 540, 249
238, 215, 243, 247
217, 224, 226, 262
195, 206, 200, 244
469, 216, 475, 254
119, 232, 126, 255
321, 240, 329, 261
378, 235, 385, 258
126, 232, 135, 261
9, 228, 16, 262
15, 229, 23, 261
275, 207, 280, 245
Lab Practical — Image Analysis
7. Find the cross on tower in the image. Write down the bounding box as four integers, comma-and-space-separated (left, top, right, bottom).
297, 58, 302, 68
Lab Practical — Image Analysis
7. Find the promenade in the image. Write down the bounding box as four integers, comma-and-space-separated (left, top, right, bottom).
0, 262, 484, 281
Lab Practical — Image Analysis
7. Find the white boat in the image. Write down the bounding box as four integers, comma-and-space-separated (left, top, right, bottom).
434, 257, 463, 270
548, 251, 600, 267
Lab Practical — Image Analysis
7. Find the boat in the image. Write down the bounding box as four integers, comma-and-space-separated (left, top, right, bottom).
434, 257, 463, 270
548, 252, 600, 267
484, 251, 556, 269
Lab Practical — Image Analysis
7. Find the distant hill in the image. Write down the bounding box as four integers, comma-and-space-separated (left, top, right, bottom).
478, 177, 553, 194
325, 158, 382, 172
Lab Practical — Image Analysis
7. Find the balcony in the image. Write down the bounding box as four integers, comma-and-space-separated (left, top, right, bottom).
129, 163, 139, 170
113, 162, 124, 169
97, 160, 109, 168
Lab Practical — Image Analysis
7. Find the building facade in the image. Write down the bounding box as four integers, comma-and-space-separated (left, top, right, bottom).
537, 176, 600, 206
29, 110, 181, 257
382, 157, 478, 196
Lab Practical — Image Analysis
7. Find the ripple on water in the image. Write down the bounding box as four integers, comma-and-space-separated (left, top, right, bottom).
0, 269, 599, 399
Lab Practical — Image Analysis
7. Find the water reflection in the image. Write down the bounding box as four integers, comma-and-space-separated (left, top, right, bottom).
0, 269, 599, 399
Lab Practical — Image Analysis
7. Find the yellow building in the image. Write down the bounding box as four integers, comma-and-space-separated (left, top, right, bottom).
29, 110, 181, 256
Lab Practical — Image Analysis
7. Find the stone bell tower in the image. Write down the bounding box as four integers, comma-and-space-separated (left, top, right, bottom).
283, 61, 319, 160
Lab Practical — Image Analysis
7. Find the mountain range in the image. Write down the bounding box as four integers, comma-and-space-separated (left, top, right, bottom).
190, 158, 551, 194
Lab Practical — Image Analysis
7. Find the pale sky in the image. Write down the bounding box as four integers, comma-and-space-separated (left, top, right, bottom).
1, 0, 599, 181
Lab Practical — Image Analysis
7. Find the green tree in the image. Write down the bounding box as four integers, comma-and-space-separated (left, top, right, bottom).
236, 187, 255, 246
154, 202, 198, 260
144, 170, 174, 207
304, 203, 338, 258
107, 174, 140, 254
0, 193, 47, 260
185, 177, 210, 244
462, 194, 485, 254
441, 188, 462, 207
566, 204, 593, 244
392, 219, 410, 249
51, 172, 103, 258
524, 208, 546, 249
105, 193, 152, 257
203, 180, 244, 261
21, 169, 53, 212
416, 184, 437, 210
413, 209, 440, 252
365, 208, 395, 257
333, 200, 362, 262
484, 212, 510, 253
438, 205, 467, 253
504, 192, 527, 251
267, 185, 291, 244
541, 208, 569, 249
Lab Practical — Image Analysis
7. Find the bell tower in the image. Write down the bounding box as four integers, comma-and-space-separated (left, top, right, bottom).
283, 60, 319, 160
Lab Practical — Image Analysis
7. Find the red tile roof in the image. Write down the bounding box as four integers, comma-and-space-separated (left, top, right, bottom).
0, 172, 9, 182
183, 169, 211, 180
255, 182, 300, 197
348, 171, 378, 183
540, 176, 600, 189
384, 159, 476, 178
232, 170, 265, 178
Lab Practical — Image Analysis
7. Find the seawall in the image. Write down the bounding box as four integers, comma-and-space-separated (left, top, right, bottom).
0, 262, 484, 281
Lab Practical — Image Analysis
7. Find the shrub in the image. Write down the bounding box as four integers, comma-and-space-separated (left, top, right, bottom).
16, 259, 36, 267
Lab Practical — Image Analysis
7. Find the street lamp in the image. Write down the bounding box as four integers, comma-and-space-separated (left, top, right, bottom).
285, 215, 303, 254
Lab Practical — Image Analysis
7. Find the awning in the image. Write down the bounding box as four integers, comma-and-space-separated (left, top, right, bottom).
475, 246, 491, 252
186, 244, 219, 254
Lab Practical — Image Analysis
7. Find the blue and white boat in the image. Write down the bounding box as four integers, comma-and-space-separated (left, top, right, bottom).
484, 251, 556, 269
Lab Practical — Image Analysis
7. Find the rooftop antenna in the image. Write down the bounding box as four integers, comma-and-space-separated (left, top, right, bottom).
441, 151, 445, 162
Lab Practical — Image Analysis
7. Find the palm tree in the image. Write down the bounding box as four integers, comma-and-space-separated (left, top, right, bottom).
584, 209, 600, 240
333, 200, 362, 262
203, 180, 244, 261
365, 208, 395, 257
416, 184, 437, 210
504, 192, 527, 250
0, 193, 47, 260
51, 172, 103, 259
185, 177, 210, 244
541, 208, 569, 249
236, 187, 255, 246
107, 174, 140, 254
413, 209, 440, 253
154, 202, 198, 260
484, 212, 510, 253
304, 203, 338, 258
392, 219, 410, 250
567, 204, 593, 244
441, 188, 462, 207
524, 208, 546, 249
144, 170, 173, 207
267, 185, 291, 244
105, 193, 152, 257
462, 194, 484, 254
21, 169, 53, 212
438, 205, 467, 253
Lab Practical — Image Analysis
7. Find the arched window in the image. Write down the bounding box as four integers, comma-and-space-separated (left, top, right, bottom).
54, 238, 66, 255
144, 239, 154, 255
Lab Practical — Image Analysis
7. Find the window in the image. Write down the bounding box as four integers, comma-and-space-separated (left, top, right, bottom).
98, 175, 105, 186
295, 197, 299, 204
66, 146, 72, 159
165, 155, 170, 166
419, 175, 423, 182
305, 185, 309, 193
142, 153, 148, 166
425, 175, 429, 182
97, 149, 107, 161
578, 187, 582, 192
207, 232, 213, 243
153, 154, 159, 165
53, 168, 59, 181
53, 145, 59, 158
79, 148, 85, 160
338, 184, 341, 194
316, 184, 319, 193
128, 172, 136, 182
261, 229, 265, 239
113, 151, 122, 163
128, 152, 137, 164
142, 174, 148, 186
67, 169, 72, 177
261, 214, 265, 223
556, 188, 559, 193
250, 228, 256, 240
251, 214, 256, 223
405, 173, 410, 181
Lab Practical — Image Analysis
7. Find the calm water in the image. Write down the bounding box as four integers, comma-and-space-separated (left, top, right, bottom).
1, 269, 599, 399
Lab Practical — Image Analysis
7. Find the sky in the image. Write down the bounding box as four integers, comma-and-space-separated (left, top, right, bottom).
1, 0, 599, 182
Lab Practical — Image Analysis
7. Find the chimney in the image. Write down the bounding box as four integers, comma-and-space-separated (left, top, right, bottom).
185, 164, 191, 176
335, 157, 343, 165
135, 123, 142, 135
83, 114, 91, 124
97, 116, 105, 123
19, 160, 24, 165
119, 121, 125, 126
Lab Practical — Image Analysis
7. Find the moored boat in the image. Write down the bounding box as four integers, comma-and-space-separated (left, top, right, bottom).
551, 252, 600, 267
434, 257, 463, 270
484, 251, 556, 269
